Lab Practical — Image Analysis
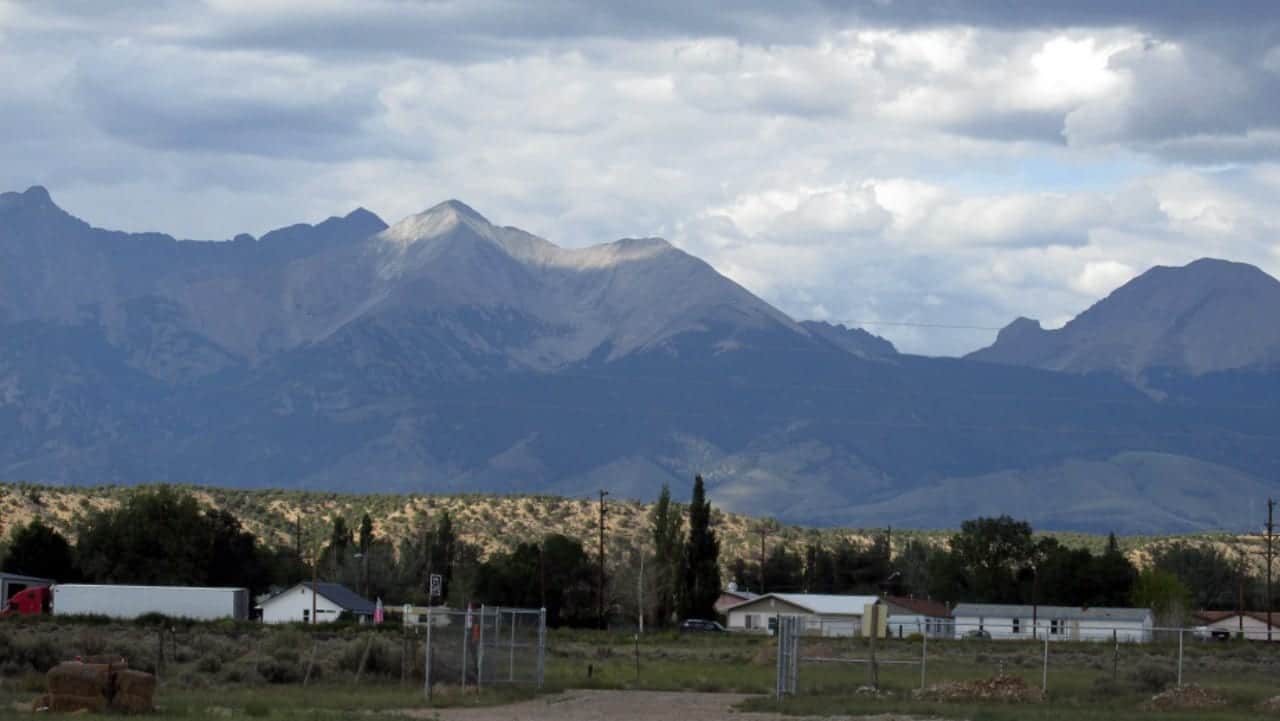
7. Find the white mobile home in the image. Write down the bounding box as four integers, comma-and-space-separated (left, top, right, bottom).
951, 604, 1153, 642
724, 593, 881, 637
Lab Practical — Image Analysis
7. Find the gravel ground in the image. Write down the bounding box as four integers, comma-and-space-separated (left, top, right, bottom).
404, 689, 942, 721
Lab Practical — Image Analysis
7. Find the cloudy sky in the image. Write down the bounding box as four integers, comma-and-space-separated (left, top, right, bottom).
3, 1, 1280, 355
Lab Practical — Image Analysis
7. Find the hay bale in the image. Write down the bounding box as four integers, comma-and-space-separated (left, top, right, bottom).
48, 693, 107, 713
82, 654, 129, 670
47, 662, 111, 699
115, 669, 156, 697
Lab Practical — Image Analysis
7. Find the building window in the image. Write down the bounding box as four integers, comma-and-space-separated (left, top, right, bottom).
1050, 619, 1061, 635
303, 609, 311, 623
1012, 618, 1021, 634
745, 614, 755, 629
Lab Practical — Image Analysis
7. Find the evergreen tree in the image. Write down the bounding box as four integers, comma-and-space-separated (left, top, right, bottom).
359, 513, 374, 553
762, 544, 804, 592
431, 510, 456, 596
648, 484, 684, 626
1091, 532, 1138, 606
326, 515, 353, 576
2, 519, 77, 581
679, 475, 721, 620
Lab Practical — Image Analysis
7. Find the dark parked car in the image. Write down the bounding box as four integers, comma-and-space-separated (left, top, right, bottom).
680, 619, 726, 632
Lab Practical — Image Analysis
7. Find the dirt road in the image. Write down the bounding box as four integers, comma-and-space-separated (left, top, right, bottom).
408, 689, 937, 721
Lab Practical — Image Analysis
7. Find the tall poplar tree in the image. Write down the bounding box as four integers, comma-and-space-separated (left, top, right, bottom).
680, 475, 721, 620
649, 484, 684, 626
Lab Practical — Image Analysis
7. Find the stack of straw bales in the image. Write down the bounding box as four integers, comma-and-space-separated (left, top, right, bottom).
40, 656, 155, 714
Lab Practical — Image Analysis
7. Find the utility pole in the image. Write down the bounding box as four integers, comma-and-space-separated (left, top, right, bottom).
638, 553, 645, 634
757, 523, 774, 593
1268, 498, 1276, 642
598, 489, 609, 629
311, 539, 319, 625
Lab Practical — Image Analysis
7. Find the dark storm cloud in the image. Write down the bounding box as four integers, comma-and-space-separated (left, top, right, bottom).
68, 46, 393, 160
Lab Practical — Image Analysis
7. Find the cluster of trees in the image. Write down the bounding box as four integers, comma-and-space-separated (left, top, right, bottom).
645, 476, 721, 625
0, 486, 461, 604
0, 479, 724, 629
3, 487, 1266, 630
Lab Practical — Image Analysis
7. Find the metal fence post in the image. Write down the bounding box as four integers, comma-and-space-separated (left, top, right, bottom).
478, 604, 486, 690
510, 610, 518, 682
920, 622, 928, 692
461, 607, 470, 691
775, 615, 783, 700
537, 607, 547, 689
1041, 633, 1049, 694
1177, 629, 1184, 687
424, 607, 433, 701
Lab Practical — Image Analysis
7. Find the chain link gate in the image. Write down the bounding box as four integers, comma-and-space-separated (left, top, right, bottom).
775, 615, 800, 698
421, 605, 546, 699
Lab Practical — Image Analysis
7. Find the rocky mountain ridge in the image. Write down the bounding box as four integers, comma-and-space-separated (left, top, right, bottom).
1, 187, 1277, 534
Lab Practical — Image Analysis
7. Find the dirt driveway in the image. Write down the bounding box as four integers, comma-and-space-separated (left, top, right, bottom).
405, 689, 938, 721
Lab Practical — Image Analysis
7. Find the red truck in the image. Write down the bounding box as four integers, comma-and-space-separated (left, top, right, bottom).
0, 585, 51, 616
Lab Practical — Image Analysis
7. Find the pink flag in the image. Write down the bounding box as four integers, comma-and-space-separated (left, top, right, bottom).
374, 597, 384, 625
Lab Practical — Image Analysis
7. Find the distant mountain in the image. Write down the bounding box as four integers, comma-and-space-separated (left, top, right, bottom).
2, 187, 1278, 533
799, 321, 897, 359
968, 259, 1280, 378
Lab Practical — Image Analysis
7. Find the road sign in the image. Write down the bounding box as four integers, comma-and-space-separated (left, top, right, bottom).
429, 574, 443, 599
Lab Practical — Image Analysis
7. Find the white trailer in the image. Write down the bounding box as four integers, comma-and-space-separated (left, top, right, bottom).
52, 584, 250, 621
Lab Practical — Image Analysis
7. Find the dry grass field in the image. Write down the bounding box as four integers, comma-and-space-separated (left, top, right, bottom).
5, 620, 1280, 720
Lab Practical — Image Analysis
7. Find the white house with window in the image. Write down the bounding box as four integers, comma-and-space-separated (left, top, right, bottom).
724, 593, 882, 637
951, 604, 1153, 642
257, 582, 375, 624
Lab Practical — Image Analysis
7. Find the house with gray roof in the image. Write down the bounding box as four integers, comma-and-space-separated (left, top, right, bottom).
257, 581, 375, 624
951, 603, 1153, 642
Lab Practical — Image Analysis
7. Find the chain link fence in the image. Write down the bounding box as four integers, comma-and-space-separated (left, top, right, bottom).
421, 606, 546, 697
776, 617, 1280, 700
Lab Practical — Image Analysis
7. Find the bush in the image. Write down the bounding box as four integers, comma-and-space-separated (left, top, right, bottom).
0, 635, 62, 673
77, 629, 108, 656
1129, 663, 1176, 692
338, 636, 400, 676
196, 653, 223, 674
220, 665, 263, 685
265, 629, 307, 655
258, 659, 302, 684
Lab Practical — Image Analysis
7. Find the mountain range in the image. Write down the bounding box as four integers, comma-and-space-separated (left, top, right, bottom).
2, 185, 1278, 534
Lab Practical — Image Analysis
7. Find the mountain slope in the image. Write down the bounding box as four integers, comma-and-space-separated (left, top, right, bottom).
1, 188, 1278, 533
968, 258, 1280, 378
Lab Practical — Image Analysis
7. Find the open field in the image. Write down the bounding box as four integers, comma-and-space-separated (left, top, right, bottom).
4, 621, 1280, 720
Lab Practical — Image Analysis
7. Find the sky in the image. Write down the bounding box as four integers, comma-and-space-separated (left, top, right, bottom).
3, 1, 1280, 356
